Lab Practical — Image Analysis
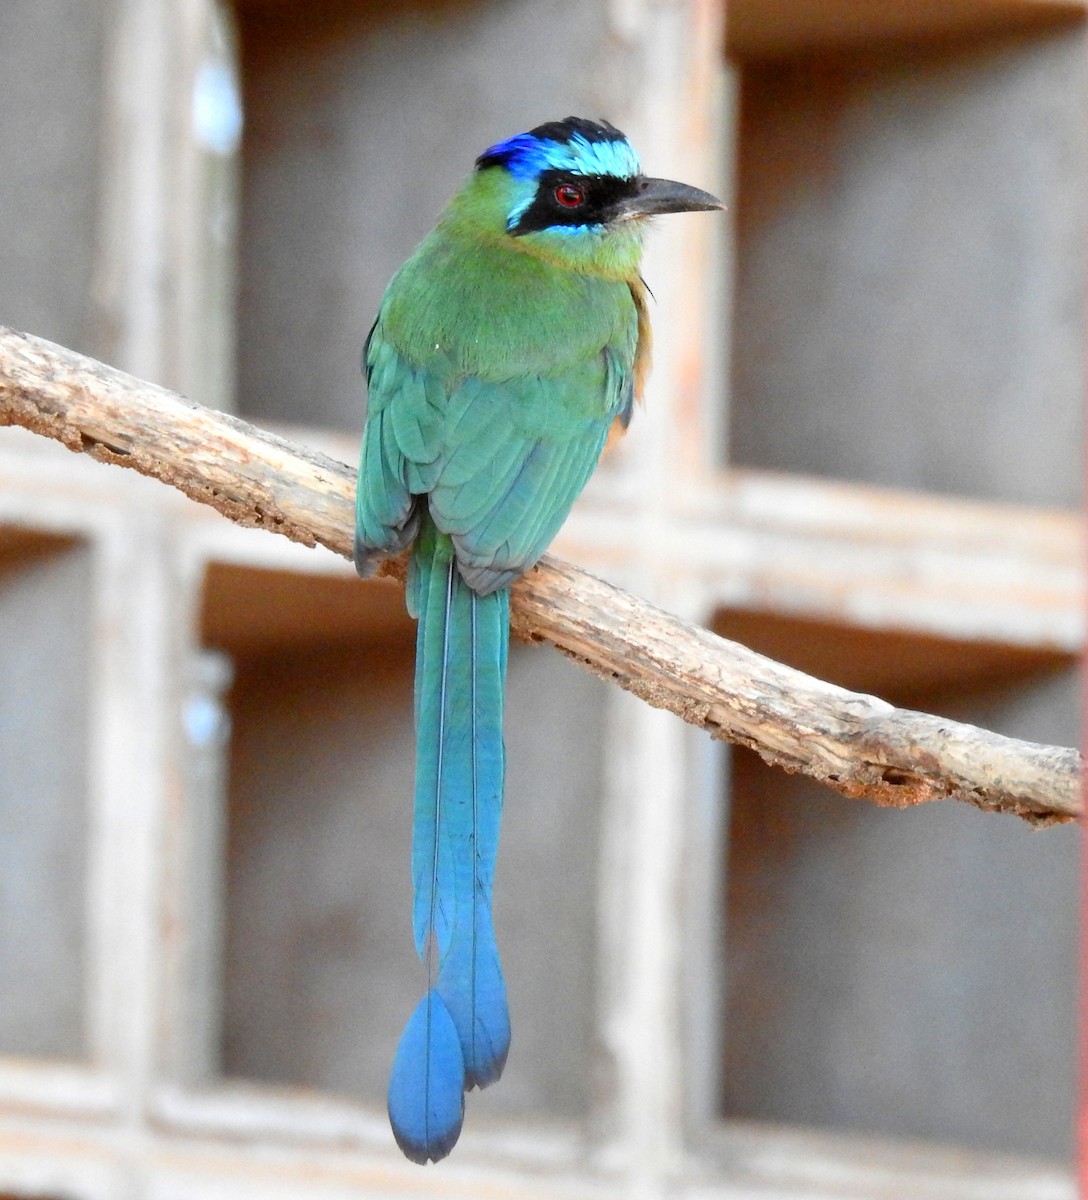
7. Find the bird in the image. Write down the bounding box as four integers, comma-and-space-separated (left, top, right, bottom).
354, 115, 722, 1165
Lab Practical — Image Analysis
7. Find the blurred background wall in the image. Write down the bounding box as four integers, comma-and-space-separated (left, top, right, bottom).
0, 0, 1082, 1197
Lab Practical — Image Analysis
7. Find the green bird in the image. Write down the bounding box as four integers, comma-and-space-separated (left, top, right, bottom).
354, 115, 722, 1164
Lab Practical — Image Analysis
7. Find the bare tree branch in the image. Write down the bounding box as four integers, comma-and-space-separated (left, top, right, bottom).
0, 325, 1079, 825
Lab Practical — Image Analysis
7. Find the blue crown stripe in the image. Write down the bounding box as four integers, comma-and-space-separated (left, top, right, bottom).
478, 121, 640, 184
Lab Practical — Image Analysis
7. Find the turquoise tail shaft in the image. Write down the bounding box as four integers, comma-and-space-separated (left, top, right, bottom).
387, 518, 511, 1164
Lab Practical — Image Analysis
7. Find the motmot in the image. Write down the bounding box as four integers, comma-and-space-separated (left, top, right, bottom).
354, 116, 722, 1164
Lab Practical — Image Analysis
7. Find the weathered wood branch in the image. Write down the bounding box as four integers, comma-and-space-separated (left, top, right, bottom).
0, 325, 1080, 824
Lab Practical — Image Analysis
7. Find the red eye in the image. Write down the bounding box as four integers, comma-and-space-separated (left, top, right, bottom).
554, 183, 585, 208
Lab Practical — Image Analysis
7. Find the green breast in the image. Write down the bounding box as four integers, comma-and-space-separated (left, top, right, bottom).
379, 227, 636, 385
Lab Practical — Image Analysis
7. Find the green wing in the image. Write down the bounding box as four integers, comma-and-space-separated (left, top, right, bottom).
354, 329, 442, 572
356, 300, 636, 594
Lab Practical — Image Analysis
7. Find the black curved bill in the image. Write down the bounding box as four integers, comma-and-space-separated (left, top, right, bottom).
614, 176, 725, 220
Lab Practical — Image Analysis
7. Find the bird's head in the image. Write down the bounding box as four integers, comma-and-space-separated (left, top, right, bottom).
445, 116, 723, 277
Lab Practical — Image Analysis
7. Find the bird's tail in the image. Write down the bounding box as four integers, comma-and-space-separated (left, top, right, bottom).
387, 517, 511, 1164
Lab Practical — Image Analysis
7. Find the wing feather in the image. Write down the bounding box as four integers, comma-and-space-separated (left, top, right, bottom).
357, 281, 641, 590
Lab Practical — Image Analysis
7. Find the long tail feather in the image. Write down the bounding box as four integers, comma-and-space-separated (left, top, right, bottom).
387, 989, 464, 1164
388, 518, 510, 1161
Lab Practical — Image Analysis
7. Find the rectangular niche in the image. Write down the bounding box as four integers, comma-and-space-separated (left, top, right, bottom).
727, 19, 1086, 507
0, 530, 93, 1061
200, 562, 608, 1125
233, 0, 611, 430
713, 607, 1078, 1161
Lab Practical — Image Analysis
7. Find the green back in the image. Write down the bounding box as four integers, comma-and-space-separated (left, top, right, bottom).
356, 211, 640, 594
